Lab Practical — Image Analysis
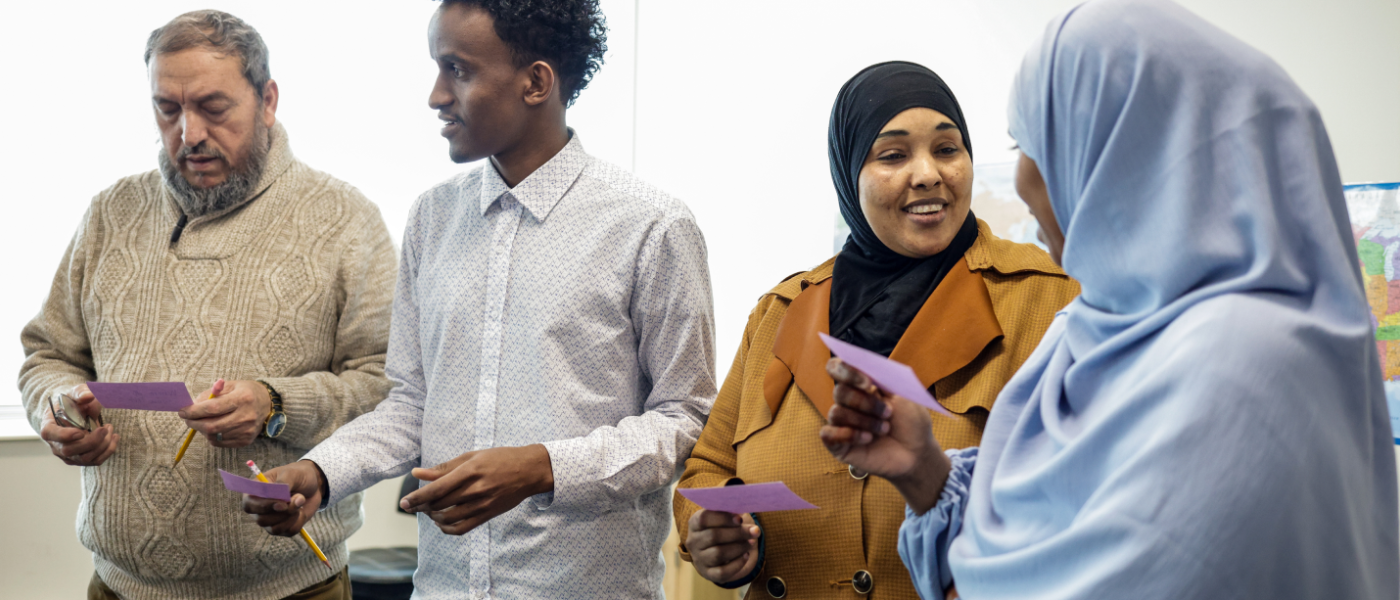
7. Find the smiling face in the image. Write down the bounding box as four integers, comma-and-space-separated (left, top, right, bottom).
857, 107, 973, 258
150, 47, 275, 189
429, 4, 534, 164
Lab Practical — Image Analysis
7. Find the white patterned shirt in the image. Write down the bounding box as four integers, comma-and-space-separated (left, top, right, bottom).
303, 133, 716, 599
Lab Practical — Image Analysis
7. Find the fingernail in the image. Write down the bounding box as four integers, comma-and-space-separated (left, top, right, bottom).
273, 502, 286, 511
860, 432, 872, 444
883, 403, 893, 418
732, 515, 741, 525
881, 421, 890, 435
750, 526, 760, 536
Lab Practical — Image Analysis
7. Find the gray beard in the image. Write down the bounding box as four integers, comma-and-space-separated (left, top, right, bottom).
159, 122, 271, 218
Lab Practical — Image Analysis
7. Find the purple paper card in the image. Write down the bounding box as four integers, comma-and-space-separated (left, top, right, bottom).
219, 469, 291, 501
677, 482, 818, 514
88, 382, 193, 412
818, 333, 951, 416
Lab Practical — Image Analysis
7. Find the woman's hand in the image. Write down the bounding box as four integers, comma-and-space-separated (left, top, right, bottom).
686, 509, 761, 585
820, 358, 951, 514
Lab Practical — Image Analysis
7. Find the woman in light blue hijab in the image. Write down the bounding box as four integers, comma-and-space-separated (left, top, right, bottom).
819, 0, 1400, 598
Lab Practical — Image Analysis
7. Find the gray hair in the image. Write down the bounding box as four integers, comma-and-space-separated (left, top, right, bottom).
144, 10, 271, 100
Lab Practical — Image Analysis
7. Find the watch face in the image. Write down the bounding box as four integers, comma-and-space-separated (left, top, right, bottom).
266, 413, 287, 439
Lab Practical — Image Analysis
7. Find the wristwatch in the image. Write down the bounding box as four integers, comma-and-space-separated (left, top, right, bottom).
257, 380, 286, 439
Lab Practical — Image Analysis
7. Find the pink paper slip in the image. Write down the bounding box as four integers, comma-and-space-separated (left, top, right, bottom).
87, 382, 193, 412
677, 482, 818, 514
818, 333, 950, 416
219, 469, 291, 501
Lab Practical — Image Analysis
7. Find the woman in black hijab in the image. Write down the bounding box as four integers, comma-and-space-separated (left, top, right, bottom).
674, 61, 1079, 600
829, 62, 983, 358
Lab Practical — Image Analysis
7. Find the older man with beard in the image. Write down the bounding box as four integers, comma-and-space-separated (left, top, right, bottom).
18, 10, 396, 600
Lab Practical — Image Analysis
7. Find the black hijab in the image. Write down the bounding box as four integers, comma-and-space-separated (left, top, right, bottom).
828, 61, 978, 356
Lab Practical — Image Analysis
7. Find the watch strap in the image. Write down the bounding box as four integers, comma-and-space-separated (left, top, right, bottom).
256, 380, 283, 438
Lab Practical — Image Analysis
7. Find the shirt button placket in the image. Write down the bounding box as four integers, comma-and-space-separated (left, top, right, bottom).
470, 194, 521, 600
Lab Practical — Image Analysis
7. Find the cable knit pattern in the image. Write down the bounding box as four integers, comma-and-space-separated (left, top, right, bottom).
18, 123, 396, 600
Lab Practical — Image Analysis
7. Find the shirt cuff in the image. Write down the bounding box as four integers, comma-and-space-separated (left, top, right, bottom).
538, 436, 609, 512
302, 442, 356, 508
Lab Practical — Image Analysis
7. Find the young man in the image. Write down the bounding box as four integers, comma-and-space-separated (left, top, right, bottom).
245, 1, 716, 598
20, 10, 396, 600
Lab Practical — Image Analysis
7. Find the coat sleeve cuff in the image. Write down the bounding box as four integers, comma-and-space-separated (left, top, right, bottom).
898, 447, 978, 599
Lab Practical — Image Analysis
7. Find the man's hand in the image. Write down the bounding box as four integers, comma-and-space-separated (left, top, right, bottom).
178, 380, 272, 448
819, 358, 950, 514
686, 510, 761, 584
40, 384, 119, 467
242, 460, 325, 536
400, 444, 554, 536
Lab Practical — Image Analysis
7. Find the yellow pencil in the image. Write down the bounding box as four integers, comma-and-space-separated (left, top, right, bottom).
173, 379, 224, 467
248, 460, 332, 572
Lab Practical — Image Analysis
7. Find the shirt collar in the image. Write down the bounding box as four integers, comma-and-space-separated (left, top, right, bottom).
478, 130, 589, 220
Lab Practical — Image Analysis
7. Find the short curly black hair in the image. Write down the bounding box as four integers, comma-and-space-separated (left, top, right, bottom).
441, 0, 607, 107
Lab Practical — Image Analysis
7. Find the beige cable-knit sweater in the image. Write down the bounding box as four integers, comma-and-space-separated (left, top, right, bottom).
19, 123, 396, 600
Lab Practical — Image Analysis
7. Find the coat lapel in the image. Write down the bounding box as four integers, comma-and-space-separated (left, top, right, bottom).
889, 257, 1004, 392
764, 257, 1003, 419
766, 278, 834, 418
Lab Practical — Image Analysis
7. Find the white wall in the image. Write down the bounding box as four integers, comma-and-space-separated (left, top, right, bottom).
1, 1, 1397, 598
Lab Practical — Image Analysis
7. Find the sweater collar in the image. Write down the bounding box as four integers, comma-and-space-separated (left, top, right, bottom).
478, 130, 589, 222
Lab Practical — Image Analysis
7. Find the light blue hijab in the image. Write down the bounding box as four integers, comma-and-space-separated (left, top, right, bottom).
946, 0, 1399, 597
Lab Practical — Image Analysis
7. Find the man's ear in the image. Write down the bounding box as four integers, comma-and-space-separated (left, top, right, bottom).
522, 61, 557, 107
261, 79, 280, 127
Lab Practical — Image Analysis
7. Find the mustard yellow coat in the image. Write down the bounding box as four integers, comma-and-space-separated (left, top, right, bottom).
675, 221, 1080, 599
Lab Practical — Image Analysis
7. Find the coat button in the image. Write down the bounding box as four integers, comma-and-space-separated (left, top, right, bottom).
765, 576, 787, 598
849, 464, 869, 480
853, 570, 873, 595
